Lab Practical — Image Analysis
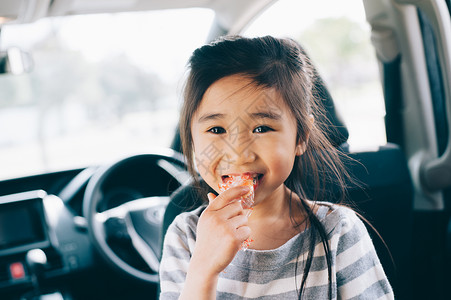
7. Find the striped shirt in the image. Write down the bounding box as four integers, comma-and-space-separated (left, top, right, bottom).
159, 202, 394, 299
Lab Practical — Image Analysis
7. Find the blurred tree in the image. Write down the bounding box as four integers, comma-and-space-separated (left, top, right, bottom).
298, 17, 376, 89
0, 30, 169, 157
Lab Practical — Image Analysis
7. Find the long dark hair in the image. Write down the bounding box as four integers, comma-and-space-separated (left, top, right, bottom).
180, 35, 354, 299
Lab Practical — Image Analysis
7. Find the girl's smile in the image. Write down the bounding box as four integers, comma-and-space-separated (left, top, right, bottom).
220, 172, 262, 187
191, 74, 307, 210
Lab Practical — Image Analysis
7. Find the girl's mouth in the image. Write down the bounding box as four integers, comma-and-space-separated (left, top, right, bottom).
221, 173, 264, 189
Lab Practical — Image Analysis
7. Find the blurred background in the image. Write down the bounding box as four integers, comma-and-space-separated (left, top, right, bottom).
0, 0, 385, 180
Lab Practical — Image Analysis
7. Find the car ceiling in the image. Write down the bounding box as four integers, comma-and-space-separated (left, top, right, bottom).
0, 0, 277, 34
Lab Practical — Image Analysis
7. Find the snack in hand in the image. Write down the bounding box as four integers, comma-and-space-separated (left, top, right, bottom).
218, 173, 257, 211
218, 173, 257, 250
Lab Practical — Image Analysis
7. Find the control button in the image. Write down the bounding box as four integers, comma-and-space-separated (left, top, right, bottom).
61, 242, 78, 252
68, 255, 79, 269
9, 262, 26, 280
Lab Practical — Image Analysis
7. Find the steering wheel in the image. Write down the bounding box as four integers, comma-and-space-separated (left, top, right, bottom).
83, 149, 189, 283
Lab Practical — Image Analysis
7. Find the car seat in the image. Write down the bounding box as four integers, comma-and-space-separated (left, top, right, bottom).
163, 67, 413, 300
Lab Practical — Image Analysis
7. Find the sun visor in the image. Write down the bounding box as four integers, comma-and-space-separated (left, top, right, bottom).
0, 0, 50, 25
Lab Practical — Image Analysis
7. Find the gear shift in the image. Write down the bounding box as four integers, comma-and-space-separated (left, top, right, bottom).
25, 249, 47, 297
21, 249, 66, 300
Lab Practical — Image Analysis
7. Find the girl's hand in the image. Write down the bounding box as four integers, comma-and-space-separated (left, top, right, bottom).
191, 185, 251, 276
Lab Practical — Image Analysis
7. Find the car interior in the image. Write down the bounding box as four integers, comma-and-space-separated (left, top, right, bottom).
0, 0, 450, 299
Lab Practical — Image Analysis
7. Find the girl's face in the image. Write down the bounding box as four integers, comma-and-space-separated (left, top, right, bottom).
191, 74, 306, 206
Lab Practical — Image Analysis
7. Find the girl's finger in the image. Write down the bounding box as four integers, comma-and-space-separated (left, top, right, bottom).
221, 200, 246, 219
207, 192, 216, 203
229, 214, 249, 230
207, 185, 250, 211
205, 195, 244, 220
235, 225, 251, 242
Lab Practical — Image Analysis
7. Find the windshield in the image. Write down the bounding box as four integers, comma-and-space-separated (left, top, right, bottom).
0, 9, 214, 180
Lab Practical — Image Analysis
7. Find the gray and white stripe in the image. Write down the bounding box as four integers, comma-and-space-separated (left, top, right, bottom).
159, 203, 394, 299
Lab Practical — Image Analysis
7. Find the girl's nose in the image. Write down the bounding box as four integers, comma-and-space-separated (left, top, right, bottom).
226, 142, 257, 165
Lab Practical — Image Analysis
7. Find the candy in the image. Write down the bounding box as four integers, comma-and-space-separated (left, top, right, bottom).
218, 173, 257, 250
218, 173, 257, 211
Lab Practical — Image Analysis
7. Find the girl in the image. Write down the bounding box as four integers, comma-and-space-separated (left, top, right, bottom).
159, 36, 393, 299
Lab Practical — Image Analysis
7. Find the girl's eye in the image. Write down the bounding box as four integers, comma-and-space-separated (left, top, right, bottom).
253, 126, 273, 133
208, 127, 226, 134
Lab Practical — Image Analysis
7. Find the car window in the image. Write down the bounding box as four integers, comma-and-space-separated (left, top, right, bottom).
243, 0, 386, 151
0, 9, 214, 180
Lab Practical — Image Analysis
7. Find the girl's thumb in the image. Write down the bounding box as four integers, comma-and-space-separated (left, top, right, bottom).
207, 192, 216, 203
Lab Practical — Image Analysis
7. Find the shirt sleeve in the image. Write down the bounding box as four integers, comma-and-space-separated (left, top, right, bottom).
159, 211, 199, 300
334, 208, 394, 300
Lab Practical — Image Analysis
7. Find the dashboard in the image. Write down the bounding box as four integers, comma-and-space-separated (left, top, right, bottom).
0, 189, 94, 296
0, 152, 187, 299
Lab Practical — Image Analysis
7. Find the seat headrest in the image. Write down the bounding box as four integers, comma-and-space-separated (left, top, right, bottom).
313, 75, 349, 147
